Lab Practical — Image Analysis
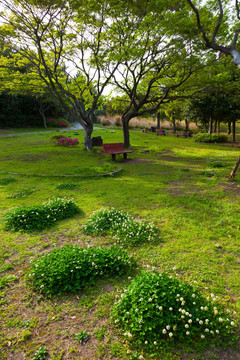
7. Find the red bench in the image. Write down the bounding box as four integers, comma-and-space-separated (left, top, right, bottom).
102, 143, 133, 161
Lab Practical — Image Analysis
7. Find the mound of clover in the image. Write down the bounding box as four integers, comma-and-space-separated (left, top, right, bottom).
27, 245, 136, 296
4, 198, 82, 232
111, 271, 237, 349
82, 208, 161, 247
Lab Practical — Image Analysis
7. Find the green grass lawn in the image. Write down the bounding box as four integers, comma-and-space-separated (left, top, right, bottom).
0, 127, 239, 360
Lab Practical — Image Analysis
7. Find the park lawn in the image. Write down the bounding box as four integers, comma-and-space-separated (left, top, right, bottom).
0, 127, 239, 360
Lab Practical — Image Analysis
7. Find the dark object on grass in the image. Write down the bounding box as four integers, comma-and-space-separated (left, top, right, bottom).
92, 136, 103, 146
156, 129, 166, 136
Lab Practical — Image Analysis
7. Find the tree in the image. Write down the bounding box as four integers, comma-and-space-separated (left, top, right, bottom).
0, 0, 120, 150
106, 0, 205, 148
185, 0, 240, 178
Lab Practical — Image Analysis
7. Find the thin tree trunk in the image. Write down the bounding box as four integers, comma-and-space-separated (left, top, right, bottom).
208, 115, 213, 134
157, 112, 160, 129
213, 120, 217, 133
172, 116, 176, 133
122, 117, 131, 148
228, 121, 231, 135
229, 156, 240, 179
185, 119, 188, 132
83, 123, 93, 151
217, 121, 220, 134
232, 121, 236, 143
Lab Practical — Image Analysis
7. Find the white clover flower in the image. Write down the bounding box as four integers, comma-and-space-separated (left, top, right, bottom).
148, 298, 152, 302
162, 329, 167, 334
201, 334, 205, 339
218, 318, 223, 323
169, 307, 173, 311
193, 302, 196, 305
166, 325, 170, 330
199, 320, 203, 325
135, 308, 139, 312
186, 331, 190, 335
200, 306, 204, 310
153, 341, 157, 345
144, 340, 148, 344
188, 319, 192, 324
231, 321, 235, 326
205, 328, 209, 332
185, 324, 189, 329
169, 332, 173, 337
177, 294, 180, 297
204, 307, 208, 311
205, 319, 209, 324
180, 297, 184, 301
192, 294, 196, 298
139, 355, 144, 360
127, 332, 132, 338
181, 315, 185, 319
181, 301, 185, 306
159, 306, 163, 311
216, 330, 219, 334
185, 312, 189, 316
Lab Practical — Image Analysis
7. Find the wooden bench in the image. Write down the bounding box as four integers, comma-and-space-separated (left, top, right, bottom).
102, 143, 133, 161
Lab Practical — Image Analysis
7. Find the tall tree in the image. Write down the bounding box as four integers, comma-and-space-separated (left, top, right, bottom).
0, 0, 120, 150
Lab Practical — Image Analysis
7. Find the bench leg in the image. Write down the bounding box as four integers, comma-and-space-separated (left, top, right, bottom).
112, 154, 116, 161
123, 153, 127, 159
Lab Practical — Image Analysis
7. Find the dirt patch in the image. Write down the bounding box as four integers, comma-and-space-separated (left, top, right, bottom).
219, 182, 240, 196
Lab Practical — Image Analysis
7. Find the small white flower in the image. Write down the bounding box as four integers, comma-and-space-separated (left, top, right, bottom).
186, 331, 190, 335
166, 325, 170, 330
148, 298, 152, 302
216, 330, 219, 334
169, 307, 173, 311
231, 321, 235, 326
153, 341, 157, 345
144, 340, 148, 344
205, 328, 209, 332
162, 329, 167, 334
169, 332, 173, 337
201, 334, 205, 339
219, 318, 223, 323
185, 324, 189, 329
199, 320, 203, 325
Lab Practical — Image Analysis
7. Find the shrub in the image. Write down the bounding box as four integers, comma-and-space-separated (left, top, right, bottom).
56, 183, 80, 190
47, 117, 69, 127
111, 271, 237, 350
209, 161, 225, 168
74, 331, 90, 344
199, 169, 216, 177
193, 133, 227, 143
7, 189, 34, 199
50, 134, 65, 142
27, 246, 136, 296
4, 198, 83, 232
83, 208, 161, 247
56, 137, 79, 146
82, 208, 129, 235
0, 177, 17, 185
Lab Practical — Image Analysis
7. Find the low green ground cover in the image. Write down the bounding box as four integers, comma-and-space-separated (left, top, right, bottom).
0, 127, 239, 360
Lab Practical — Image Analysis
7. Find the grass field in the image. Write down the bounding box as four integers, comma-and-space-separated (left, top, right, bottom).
0, 127, 239, 360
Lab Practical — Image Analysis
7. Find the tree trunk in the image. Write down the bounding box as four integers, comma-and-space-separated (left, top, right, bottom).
185, 119, 188, 132
38, 98, 47, 128
83, 123, 93, 151
228, 121, 231, 135
229, 156, 240, 179
122, 117, 131, 148
208, 115, 213, 134
157, 112, 160, 129
232, 121, 236, 143
172, 116, 176, 133
214, 120, 217, 133
217, 121, 220, 134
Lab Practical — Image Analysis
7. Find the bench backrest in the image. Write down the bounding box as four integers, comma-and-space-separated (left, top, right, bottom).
103, 143, 125, 152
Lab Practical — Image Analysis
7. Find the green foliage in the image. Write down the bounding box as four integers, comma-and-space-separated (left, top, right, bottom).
112, 271, 237, 350
7, 189, 34, 199
209, 161, 225, 168
83, 208, 161, 247
193, 133, 227, 143
74, 330, 90, 344
46, 118, 69, 127
0, 177, 17, 185
55, 183, 80, 190
0, 274, 18, 290
31, 346, 48, 360
4, 198, 82, 232
50, 134, 65, 142
82, 208, 129, 235
199, 169, 217, 177
27, 246, 136, 296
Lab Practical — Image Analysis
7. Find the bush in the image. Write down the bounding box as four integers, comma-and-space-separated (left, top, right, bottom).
193, 133, 227, 143
56, 137, 79, 146
111, 271, 237, 350
82, 208, 161, 247
4, 198, 83, 232
0, 178, 17, 185
27, 246, 136, 296
47, 117, 69, 127
7, 189, 34, 199
209, 161, 225, 168
82, 208, 129, 235
56, 183, 80, 190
